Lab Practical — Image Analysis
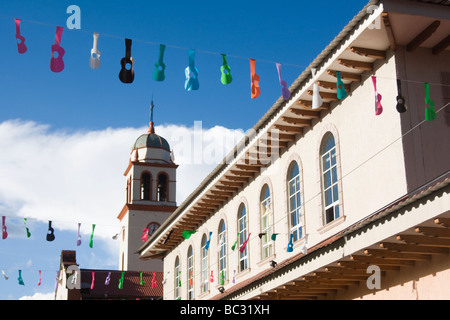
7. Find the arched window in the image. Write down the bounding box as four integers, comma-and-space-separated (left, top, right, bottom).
237, 203, 248, 272
140, 172, 151, 200
288, 161, 302, 242
218, 220, 227, 284
260, 184, 273, 259
157, 173, 168, 202
174, 256, 181, 300
201, 234, 209, 293
187, 246, 194, 300
320, 133, 340, 224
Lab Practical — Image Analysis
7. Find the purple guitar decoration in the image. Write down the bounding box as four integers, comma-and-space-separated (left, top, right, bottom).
276, 63, 290, 100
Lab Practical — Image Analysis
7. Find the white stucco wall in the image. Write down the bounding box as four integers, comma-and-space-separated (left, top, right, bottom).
161, 51, 409, 300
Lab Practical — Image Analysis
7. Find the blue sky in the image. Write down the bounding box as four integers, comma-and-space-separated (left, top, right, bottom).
0, 0, 367, 299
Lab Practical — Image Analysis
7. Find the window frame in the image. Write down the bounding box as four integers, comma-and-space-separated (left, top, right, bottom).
320, 133, 340, 225
287, 161, 303, 242
187, 246, 194, 300
174, 256, 181, 300
237, 203, 248, 272
260, 184, 273, 260
201, 234, 209, 293
218, 220, 227, 284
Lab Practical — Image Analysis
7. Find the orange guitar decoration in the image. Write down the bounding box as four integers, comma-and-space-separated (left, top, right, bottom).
249, 59, 260, 99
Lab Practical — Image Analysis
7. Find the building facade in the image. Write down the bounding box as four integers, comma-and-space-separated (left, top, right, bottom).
138, 0, 450, 300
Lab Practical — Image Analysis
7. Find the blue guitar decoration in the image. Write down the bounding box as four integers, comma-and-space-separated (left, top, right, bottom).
220, 54, 232, 85
185, 49, 199, 91
153, 44, 166, 82
336, 71, 347, 99
287, 233, 294, 252
205, 231, 212, 250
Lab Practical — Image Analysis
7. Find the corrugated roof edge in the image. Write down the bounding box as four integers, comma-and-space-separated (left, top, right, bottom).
137, 0, 381, 256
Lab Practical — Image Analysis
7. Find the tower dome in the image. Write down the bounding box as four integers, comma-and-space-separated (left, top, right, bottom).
131, 100, 172, 164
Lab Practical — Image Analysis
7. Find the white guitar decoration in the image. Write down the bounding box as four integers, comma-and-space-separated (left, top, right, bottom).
89, 32, 101, 69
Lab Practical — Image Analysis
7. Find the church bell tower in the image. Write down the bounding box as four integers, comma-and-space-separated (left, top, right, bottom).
117, 100, 177, 272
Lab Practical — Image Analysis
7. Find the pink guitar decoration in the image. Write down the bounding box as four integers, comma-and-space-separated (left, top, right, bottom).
90, 271, 95, 289
372, 76, 383, 115
50, 26, 65, 73
14, 19, 27, 54
2, 216, 7, 240
239, 232, 251, 253
38, 270, 42, 286
141, 227, 149, 242
210, 271, 214, 283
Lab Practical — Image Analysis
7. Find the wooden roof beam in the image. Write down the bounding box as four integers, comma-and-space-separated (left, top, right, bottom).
364, 248, 431, 261
396, 234, 450, 247
224, 175, 249, 182
350, 46, 386, 59
407, 20, 441, 52
235, 164, 262, 172
338, 260, 400, 272
382, 12, 397, 51
350, 255, 414, 266
289, 107, 321, 118
229, 170, 255, 177
338, 59, 373, 71
267, 131, 297, 142
379, 242, 449, 254
308, 90, 339, 101
414, 226, 450, 238
317, 80, 351, 92
296, 99, 330, 110
273, 124, 303, 134
281, 116, 312, 127
434, 217, 450, 228
432, 35, 450, 55
327, 70, 361, 82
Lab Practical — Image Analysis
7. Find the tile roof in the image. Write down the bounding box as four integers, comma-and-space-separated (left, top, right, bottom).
80, 269, 163, 300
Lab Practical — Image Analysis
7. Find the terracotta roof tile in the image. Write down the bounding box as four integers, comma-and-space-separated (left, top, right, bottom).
80, 269, 163, 300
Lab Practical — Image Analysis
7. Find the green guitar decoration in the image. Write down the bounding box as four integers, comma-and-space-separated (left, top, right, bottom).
220, 54, 232, 85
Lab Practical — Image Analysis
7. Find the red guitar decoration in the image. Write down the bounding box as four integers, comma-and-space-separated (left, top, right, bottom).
249, 59, 260, 99
50, 26, 65, 73
14, 19, 27, 54
151, 272, 158, 288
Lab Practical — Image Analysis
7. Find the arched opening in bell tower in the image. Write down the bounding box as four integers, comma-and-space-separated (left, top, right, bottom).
157, 173, 168, 202
141, 172, 152, 200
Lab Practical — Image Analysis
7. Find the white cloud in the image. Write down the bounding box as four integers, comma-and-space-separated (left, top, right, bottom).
19, 291, 55, 300
0, 119, 244, 241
